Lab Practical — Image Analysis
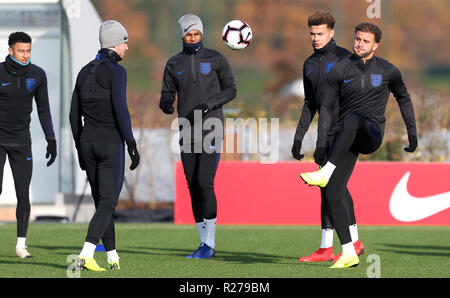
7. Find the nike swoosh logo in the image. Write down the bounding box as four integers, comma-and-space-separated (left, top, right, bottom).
184, 24, 197, 33
344, 78, 354, 83
1, 82, 12, 87
177, 70, 184, 75
389, 172, 450, 222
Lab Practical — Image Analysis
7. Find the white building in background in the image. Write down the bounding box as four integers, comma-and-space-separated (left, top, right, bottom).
0, 0, 101, 207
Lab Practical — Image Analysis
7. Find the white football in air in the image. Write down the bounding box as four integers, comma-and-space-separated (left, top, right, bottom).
222, 20, 252, 50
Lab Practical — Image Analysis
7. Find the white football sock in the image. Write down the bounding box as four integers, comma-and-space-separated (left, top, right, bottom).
79, 242, 96, 259
320, 229, 334, 249
204, 218, 216, 249
16, 237, 26, 248
196, 221, 207, 244
320, 162, 336, 180
349, 224, 359, 243
342, 242, 357, 256
106, 249, 120, 263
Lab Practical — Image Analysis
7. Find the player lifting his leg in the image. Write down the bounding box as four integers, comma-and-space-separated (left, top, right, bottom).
301, 23, 417, 268
292, 12, 364, 263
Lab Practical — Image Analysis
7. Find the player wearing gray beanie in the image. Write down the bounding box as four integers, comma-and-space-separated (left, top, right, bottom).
160, 14, 237, 261
71, 19, 139, 272
178, 14, 203, 39
99, 20, 128, 49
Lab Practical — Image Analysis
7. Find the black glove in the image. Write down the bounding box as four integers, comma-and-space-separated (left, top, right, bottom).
314, 146, 328, 167
291, 140, 304, 161
403, 134, 417, 153
127, 141, 140, 171
46, 138, 57, 167
186, 103, 210, 123
160, 99, 174, 115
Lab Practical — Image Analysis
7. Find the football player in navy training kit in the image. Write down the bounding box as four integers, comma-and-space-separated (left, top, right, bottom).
70, 20, 140, 271
0, 32, 57, 259
301, 23, 417, 268
292, 11, 365, 263
159, 14, 236, 259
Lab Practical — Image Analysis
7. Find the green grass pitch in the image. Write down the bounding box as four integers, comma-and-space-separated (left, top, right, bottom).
0, 223, 449, 278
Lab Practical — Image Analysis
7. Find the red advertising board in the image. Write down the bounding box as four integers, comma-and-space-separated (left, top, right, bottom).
174, 162, 450, 225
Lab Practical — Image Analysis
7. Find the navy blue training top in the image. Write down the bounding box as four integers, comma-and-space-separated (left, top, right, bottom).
0, 55, 55, 145
317, 54, 417, 148
70, 49, 135, 147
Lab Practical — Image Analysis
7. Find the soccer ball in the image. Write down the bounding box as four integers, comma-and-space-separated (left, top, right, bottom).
222, 20, 252, 50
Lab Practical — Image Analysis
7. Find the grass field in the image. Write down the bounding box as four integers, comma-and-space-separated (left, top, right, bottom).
0, 223, 449, 278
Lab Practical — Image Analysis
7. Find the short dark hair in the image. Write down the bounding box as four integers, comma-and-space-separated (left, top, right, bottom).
355, 22, 382, 43
308, 11, 335, 29
8, 32, 32, 47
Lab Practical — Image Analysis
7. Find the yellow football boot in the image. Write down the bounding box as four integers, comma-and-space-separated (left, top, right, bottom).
77, 257, 106, 272
329, 254, 359, 269
300, 168, 329, 188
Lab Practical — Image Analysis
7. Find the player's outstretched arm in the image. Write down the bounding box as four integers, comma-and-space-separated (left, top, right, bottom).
389, 66, 417, 153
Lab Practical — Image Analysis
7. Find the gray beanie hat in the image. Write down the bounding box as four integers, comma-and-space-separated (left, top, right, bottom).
99, 20, 128, 49
178, 14, 203, 39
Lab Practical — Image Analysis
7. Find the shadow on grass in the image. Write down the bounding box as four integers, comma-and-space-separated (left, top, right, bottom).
124, 246, 329, 267
30, 245, 81, 256
0, 244, 80, 273
0, 259, 67, 270
23, 244, 336, 267
378, 243, 450, 257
